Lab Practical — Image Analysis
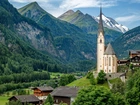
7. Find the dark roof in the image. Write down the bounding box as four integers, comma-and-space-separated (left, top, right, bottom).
33, 86, 54, 91
98, 6, 104, 34
104, 43, 116, 55
129, 50, 140, 54
51, 86, 79, 98
9, 95, 39, 103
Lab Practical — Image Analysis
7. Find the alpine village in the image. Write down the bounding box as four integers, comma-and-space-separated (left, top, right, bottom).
0, 0, 140, 105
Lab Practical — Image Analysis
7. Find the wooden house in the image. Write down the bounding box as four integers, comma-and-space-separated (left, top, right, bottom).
127, 56, 140, 67
33, 86, 53, 97
51, 86, 79, 105
129, 50, 140, 58
9, 95, 40, 105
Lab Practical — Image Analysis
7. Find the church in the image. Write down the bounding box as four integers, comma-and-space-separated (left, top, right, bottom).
97, 7, 118, 73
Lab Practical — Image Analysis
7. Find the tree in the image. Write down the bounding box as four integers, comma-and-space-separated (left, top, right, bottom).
86, 71, 96, 85
73, 86, 114, 105
59, 74, 76, 86
97, 70, 106, 84
125, 68, 140, 105
44, 94, 53, 105
113, 92, 125, 105
111, 78, 125, 94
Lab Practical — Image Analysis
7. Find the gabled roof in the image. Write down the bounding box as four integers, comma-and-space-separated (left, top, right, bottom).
129, 50, 140, 54
33, 86, 54, 91
104, 43, 116, 55
9, 95, 39, 103
51, 86, 79, 98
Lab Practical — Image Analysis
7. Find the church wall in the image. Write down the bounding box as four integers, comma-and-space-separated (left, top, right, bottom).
103, 55, 117, 73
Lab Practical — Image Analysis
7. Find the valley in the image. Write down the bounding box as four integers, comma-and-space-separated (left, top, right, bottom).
0, 0, 140, 105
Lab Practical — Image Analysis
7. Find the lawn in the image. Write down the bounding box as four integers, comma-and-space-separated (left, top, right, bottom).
67, 76, 109, 89
67, 77, 91, 87
0, 96, 9, 105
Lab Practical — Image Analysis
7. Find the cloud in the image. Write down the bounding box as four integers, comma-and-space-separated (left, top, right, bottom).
59, 0, 118, 10
115, 15, 140, 22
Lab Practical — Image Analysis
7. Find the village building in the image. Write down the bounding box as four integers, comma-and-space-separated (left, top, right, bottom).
97, 7, 118, 73
32, 86, 53, 100
51, 86, 79, 105
9, 95, 40, 105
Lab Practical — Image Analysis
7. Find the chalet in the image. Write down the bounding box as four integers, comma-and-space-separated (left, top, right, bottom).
127, 56, 140, 67
117, 60, 128, 66
51, 86, 79, 105
8, 95, 40, 105
129, 50, 140, 58
32, 86, 53, 100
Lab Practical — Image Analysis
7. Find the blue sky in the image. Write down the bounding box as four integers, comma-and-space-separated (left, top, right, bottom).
8, 0, 140, 29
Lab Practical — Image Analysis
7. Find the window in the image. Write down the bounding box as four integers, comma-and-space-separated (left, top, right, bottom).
100, 39, 102, 43
109, 57, 111, 66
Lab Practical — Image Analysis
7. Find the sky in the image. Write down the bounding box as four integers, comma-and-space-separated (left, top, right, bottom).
8, 0, 140, 29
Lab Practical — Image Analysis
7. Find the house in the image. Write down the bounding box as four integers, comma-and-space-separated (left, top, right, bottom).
129, 50, 140, 58
8, 95, 40, 105
51, 86, 79, 105
127, 56, 140, 67
32, 86, 53, 100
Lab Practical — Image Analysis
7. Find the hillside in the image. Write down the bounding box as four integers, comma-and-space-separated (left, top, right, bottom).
58, 10, 122, 43
112, 26, 140, 59
0, 0, 66, 75
18, 2, 96, 68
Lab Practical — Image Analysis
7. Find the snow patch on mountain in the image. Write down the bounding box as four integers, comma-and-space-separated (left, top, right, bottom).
95, 14, 129, 33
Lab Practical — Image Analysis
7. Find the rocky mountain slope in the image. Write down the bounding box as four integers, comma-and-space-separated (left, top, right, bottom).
58, 10, 122, 43
112, 26, 140, 58
18, 2, 96, 65
0, 0, 65, 74
95, 14, 129, 33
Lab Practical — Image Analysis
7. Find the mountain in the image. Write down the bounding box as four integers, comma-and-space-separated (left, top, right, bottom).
58, 10, 122, 43
0, 0, 65, 75
112, 26, 140, 59
18, 2, 96, 66
94, 14, 129, 33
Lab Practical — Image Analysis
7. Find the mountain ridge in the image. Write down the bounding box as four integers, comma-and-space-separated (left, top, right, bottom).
95, 14, 129, 33
18, 2, 96, 66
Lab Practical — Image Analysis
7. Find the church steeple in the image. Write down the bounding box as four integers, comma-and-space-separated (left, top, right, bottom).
97, 6, 105, 73
98, 6, 104, 35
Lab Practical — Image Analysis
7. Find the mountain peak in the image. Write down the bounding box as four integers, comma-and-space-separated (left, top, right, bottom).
95, 13, 129, 33
76, 10, 83, 14
58, 10, 75, 19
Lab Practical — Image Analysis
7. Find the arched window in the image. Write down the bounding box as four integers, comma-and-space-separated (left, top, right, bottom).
100, 39, 102, 43
109, 57, 111, 66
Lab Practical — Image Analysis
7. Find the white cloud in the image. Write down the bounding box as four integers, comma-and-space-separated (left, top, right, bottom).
115, 15, 140, 22
59, 0, 118, 10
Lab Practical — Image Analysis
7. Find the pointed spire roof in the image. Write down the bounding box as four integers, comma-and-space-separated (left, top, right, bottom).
104, 43, 116, 55
98, 6, 104, 34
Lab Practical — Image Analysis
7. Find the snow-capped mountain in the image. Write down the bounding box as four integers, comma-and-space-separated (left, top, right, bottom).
94, 14, 129, 33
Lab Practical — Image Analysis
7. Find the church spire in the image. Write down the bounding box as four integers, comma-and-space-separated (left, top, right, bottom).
98, 6, 104, 34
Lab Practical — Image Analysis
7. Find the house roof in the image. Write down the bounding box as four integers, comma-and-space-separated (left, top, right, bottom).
129, 50, 140, 54
33, 86, 54, 91
51, 86, 79, 98
104, 43, 116, 55
9, 95, 40, 103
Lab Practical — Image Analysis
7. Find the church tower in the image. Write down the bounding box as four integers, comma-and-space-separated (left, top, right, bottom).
97, 7, 105, 73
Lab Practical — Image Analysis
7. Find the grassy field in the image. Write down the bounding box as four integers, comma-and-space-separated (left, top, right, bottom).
0, 96, 9, 105
67, 77, 91, 87
67, 77, 109, 88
